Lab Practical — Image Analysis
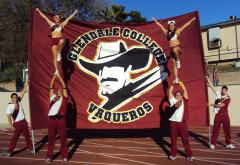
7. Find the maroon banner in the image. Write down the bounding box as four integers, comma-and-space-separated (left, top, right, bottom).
28, 10, 209, 129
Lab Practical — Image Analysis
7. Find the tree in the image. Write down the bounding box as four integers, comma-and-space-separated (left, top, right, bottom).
0, 1, 109, 60
99, 5, 127, 23
35, 0, 109, 21
0, 0, 109, 80
98, 5, 146, 23
127, 11, 146, 23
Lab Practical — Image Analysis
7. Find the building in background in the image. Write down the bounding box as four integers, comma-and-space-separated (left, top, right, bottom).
201, 17, 240, 65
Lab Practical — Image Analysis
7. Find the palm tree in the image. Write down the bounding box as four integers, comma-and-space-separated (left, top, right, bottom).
98, 5, 127, 23
99, 5, 146, 23
127, 11, 146, 23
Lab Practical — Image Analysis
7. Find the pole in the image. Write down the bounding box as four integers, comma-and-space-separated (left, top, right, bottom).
218, 48, 220, 61
208, 125, 211, 147
31, 129, 36, 155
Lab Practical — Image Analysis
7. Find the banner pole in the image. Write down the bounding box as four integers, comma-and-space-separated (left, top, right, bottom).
208, 125, 211, 147
31, 129, 36, 155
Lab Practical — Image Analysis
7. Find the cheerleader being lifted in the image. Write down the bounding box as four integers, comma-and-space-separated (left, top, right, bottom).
152, 17, 196, 83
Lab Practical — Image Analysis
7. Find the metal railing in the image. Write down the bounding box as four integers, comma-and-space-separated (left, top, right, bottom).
205, 50, 240, 64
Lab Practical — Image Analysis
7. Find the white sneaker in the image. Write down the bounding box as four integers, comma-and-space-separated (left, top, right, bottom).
226, 144, 236, 149
5, 152, 12, 157
45, 157, 52, 164
63, 158, 68, 163
26, 149, 34, 154
168, 155, 176, 160
210, 144, 215, 150
173, 77, 180, 84
187, 156, 194, 161
54, 70, 59, 75
57, 53, 61, 62
176, 60, 181, 69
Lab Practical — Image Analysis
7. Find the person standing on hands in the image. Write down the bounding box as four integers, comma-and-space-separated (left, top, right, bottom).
6, 80, 33, 157
36, 8, 78, 75
46, 74, 69, 164
152, 17, 196, 83
168, 81, 194, 161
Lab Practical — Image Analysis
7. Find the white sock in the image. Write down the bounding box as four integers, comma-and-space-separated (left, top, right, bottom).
57, 53, 62, 62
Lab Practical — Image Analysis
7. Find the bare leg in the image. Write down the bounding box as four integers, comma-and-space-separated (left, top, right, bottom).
51, 45, 59, 74
173, 47, 181, 68
56, 39, 65, 62
172, 47, 182, 83
172, 58, 178, 83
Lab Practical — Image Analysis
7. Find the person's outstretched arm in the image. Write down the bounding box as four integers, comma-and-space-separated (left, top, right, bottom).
179, 81, 188, 99
152, 17, 168, 35
61, 9, 78, 27
168, 84, 174, 100
18, 80, 29, 100
36, 8, 54, 26
49, 75, 56, 98
57, 75, 68, 97
176, 17, 196, 34
206, 76, 217, 95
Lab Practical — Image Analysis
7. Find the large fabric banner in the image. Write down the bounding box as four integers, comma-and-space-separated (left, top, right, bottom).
29, 10, 208, 129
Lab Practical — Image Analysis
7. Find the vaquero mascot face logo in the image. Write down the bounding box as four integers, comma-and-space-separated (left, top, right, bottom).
75, 40, 168, 123
79, 41, 154, 97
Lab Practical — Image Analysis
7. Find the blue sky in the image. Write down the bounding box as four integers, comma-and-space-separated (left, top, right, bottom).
113, 0, 240, 26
